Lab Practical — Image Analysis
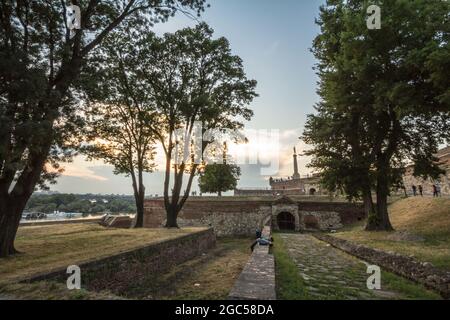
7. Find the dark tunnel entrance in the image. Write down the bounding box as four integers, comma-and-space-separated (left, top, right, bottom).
277, 212, 296, 231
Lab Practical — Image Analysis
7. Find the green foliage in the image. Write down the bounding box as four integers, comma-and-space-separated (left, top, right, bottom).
198, 164, 241, 196
89, 22, 257, 226
81, 24, 159, 226
272, 233, 310, 300
25, 193, 136, 214
0, 0, 208, 191
0, 0, 208, 255
303, 0, 450, 229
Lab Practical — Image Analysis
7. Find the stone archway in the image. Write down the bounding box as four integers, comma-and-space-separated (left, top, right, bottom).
271, 196, 300, 232
277, 212, 296, 230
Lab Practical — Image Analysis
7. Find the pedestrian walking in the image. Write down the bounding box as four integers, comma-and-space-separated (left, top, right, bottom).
432, 184, 438, 197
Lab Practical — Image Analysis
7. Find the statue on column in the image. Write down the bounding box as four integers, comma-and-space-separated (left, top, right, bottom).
293, 147, 300, 180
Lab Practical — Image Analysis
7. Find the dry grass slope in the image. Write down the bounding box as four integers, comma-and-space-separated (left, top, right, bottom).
335, 197, 450, 271
388, 197, 450, 238
0, 224, 205, 284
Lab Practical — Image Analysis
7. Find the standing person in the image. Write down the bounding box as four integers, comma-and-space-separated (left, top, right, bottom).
436, 184, 441, 197
402, 185, 408, 198
412, 185, 417, 196
432, 184, 438, 197
418, 185, 423, 197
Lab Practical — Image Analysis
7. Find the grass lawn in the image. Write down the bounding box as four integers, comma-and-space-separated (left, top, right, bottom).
0, 237, 252, 300
0, 281, 122, 300
334, 197, 450, 271
121, 237, 252, 300
273, 233, 441, 300
0, 223, 205, 284
272, 233, 310, 300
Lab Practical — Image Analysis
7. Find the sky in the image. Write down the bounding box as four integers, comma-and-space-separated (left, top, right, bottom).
50, 0, 326, 195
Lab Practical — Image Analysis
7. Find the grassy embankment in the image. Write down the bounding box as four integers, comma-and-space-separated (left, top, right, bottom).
0, 223, 252, 300
0, 224, 204, 284
121, 237, 252, 300
335, 197, 450, 271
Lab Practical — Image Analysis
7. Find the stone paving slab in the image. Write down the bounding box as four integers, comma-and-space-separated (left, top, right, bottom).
228, 245, 276, 300
229, 226, 276, 300
279, 233, 398, 300
314, 233, 450, 299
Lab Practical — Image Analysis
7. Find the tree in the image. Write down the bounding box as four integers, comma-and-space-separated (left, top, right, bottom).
0, 0, 207, 257
81, 28, 157, 228
149, 23, 257, 227
95, 23, 257, 228
199, 164, 241, 196
303, 0, 450, 231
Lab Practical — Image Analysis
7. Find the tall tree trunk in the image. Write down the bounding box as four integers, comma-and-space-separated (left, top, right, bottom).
131, 165, 145, 229
362, 189, 375, 218
133, 189, 145, 228
0, 210, 18, 257
0, 197, 28, 257
163, 146, 174, 227
0, 133, 54, 257
165, 204, 179, 228
374, 188, 394, 231
366, 167, 394, 231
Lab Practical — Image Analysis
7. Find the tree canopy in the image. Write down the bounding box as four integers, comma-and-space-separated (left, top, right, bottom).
89, 22, 257, 227
81, 25, 160, 228
0, 0, 208, 257
199, 163, 241, 196
303, 0, 450, 230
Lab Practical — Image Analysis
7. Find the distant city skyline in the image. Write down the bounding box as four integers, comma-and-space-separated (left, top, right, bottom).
50, 0, 325, 195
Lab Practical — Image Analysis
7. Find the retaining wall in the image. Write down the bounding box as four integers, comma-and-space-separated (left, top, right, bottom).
21, 228, 216, 294
314, 234, 450, 299
144, 197, 365, 236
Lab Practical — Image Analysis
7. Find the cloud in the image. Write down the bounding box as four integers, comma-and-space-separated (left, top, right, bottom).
276, 129, 313, 177
59, 157, 109, 182
62, 167, 108, 182
51, 128, 315, 194
227, 128, 313, 178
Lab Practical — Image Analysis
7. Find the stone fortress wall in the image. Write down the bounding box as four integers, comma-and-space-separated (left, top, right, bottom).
402, 146, 450, 196
234, 148, 325, 197
234, 186, 319, 197
236, 146, 450, 198
143, 196, 365, 236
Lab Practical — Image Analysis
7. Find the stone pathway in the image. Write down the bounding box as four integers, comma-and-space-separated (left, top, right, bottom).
279, 233, 399, 300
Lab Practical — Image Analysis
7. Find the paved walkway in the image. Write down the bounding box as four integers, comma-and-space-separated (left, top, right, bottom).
279, 233, 398, 300
229, 227, 276, 300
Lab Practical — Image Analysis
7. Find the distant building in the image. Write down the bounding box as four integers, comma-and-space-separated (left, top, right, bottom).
402, 146, 450, 196
235, 146, 450, 197
235, 147, 323, 196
